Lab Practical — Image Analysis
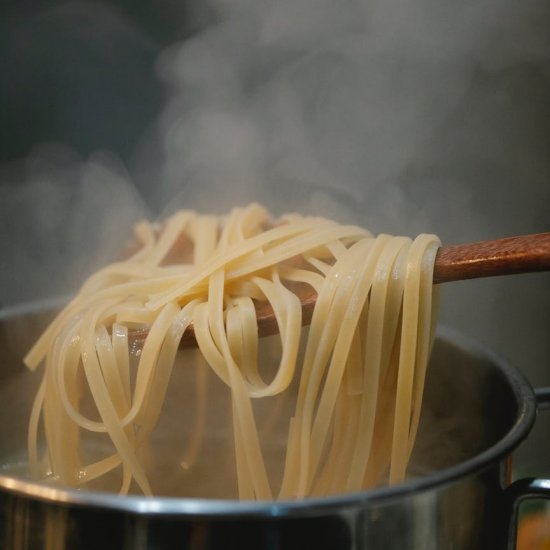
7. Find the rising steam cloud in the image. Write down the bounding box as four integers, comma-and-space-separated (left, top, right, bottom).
150, 0, 550, 236
1, 0, 549, 339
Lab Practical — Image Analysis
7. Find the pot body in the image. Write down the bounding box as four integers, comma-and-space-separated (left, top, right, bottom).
0, 464, 512, 549
0, 312, 536, 550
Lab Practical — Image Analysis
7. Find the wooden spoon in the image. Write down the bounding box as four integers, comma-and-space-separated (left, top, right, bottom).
131, 232, 550, 348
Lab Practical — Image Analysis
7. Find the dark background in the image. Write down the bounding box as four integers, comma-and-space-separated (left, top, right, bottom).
0, 0, 206, 164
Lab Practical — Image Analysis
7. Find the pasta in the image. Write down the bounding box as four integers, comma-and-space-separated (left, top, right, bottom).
24, 203, 440, 499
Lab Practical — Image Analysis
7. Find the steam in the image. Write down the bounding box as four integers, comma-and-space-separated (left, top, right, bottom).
149, 0, 550, 238
1, 0, 549, 376
0, 145, 148, 308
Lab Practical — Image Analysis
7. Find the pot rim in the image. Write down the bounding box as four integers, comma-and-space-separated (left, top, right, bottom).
0, 325, 537, 517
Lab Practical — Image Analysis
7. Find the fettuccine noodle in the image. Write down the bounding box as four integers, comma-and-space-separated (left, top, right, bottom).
25, 203, 440, 499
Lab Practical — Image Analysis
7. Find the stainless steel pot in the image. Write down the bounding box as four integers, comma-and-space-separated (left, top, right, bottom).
0, 306, 548, 550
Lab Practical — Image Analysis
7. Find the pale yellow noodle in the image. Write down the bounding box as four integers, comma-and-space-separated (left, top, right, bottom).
25, 203, 439, 500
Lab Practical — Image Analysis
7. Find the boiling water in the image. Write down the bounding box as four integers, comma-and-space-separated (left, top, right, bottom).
0, 333, 299, 499
0, 310, 505, 500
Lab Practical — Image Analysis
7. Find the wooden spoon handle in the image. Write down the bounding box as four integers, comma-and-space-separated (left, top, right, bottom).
433, 232, 550, 284
130, 232, 550, 348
